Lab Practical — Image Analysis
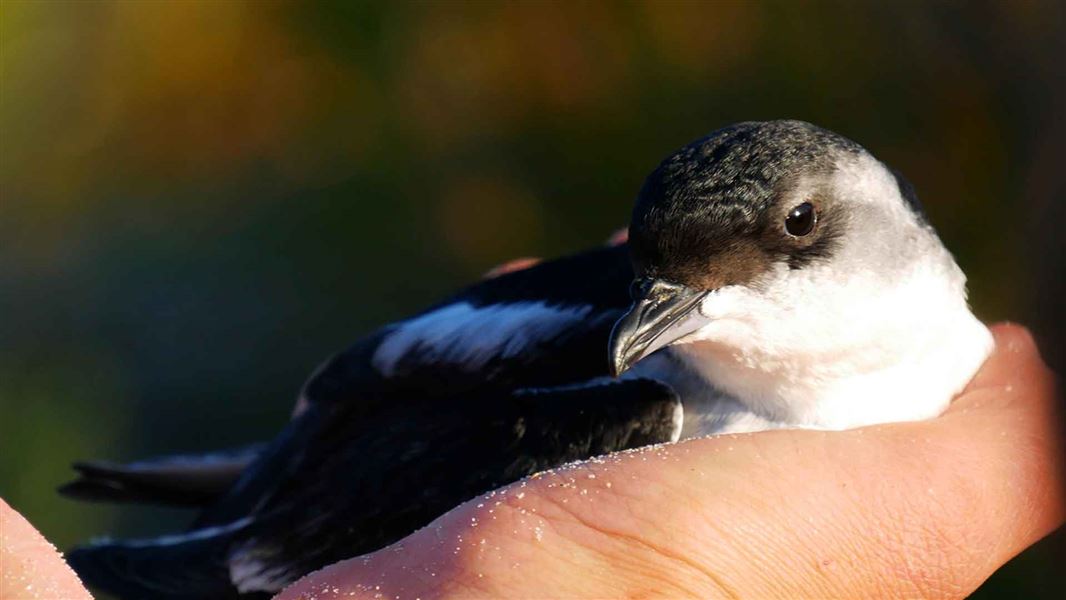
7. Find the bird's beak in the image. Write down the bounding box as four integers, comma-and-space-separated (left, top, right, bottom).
609, 278, 709, 376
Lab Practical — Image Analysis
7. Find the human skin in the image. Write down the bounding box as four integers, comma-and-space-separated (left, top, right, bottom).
277, 323, 1063, 600
0, 498, 92, 599
0, 323, 1060, 599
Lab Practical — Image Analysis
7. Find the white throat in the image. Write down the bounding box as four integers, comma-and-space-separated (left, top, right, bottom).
670, 297, 991, 431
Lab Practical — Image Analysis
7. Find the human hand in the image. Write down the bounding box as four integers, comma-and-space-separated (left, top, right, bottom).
278, 323, 1063, 599
1, 325, 1059, 599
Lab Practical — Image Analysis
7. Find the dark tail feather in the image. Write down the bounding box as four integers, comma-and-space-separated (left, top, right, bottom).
67, 520, 265, 600
59, 444, 264, 507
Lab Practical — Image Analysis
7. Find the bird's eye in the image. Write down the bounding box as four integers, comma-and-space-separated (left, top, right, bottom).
785, 202, 816, 237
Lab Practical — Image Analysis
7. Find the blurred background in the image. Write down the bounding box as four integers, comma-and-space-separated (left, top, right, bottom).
1, 0, 1063, 596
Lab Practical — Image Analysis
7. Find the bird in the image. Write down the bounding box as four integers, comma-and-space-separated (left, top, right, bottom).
60, 120, 992, 599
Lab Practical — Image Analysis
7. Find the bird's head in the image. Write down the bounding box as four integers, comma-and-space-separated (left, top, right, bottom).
609, 120, 966, 386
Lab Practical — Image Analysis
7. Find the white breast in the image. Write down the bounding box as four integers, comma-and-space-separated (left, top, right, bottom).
624, 351, 787, 439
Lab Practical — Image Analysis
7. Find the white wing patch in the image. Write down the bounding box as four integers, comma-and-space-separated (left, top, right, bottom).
229, 540, 296, 594
372, 301, 593, 376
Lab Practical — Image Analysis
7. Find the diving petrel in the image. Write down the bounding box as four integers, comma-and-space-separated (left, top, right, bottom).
61, 120, 992, 599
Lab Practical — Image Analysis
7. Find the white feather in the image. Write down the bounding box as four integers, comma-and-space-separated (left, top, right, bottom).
228, 540, 296, 593
372, 301, 594, 376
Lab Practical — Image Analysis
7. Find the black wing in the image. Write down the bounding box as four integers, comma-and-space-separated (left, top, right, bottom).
68, 378, 679, 599
194, 243, 633, 527
302, 242, 634, 407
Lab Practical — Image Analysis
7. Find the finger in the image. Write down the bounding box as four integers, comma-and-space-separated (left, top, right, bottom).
483, 257, 541, 278
902, 393, 1064, 595
1, 498, 92, 599
484, 228, 628, 280
605, 228, 628, 246
291, 394, 310, 419
963, 322, 1049, 393
842, 323, 1061, 595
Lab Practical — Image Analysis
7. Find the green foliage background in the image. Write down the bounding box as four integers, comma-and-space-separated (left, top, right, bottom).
1, 1, 1063, 596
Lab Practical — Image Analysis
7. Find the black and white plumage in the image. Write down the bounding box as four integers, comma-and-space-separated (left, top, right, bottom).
62, 120, 992, 599
63, 244, 668, 599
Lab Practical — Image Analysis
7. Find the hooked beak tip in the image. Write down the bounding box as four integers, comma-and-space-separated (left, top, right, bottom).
607, 278, 709, 377
608, 350, 632, 378
608, 320, 644, 377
